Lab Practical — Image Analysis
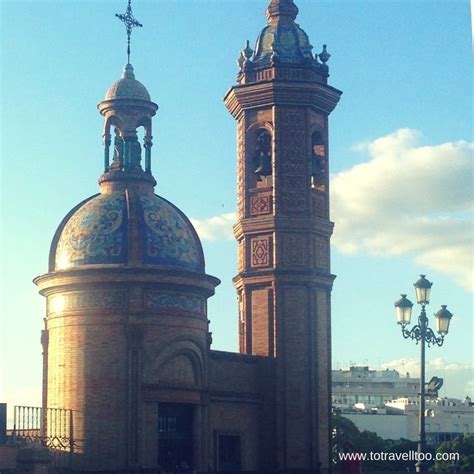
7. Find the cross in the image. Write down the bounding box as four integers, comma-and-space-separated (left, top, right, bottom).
115, 0, 143, 64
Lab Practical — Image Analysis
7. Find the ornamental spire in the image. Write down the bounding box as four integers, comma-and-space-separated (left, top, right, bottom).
115, 0, 143, 64
266, 0, 299, 24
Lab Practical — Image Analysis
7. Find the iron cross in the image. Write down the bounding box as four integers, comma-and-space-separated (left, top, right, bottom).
115, 0, 143, 64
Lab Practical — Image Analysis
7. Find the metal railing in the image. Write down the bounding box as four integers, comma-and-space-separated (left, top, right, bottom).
11, 405, 82, 468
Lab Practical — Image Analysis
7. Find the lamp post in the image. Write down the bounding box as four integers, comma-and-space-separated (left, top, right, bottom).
394, 275, 453, 473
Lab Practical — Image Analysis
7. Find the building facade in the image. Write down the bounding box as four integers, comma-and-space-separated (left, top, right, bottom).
342, 397, 474, 444
332, 366, 420, 409
386, 397, 474, 444
34, 0, 341, 471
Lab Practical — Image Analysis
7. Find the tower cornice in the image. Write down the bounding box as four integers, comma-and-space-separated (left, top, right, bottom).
233, 270, 336, 289
232, 216, 334, 240
224, 79, 342, 118
98, 97, 158, 117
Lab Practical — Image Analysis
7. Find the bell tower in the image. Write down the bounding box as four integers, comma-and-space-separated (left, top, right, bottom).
224, 0, 342, 469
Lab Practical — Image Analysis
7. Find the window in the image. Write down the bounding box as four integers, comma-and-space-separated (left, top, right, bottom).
158, 404, 193, 471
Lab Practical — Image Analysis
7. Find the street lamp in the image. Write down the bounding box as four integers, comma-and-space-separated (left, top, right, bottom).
394, 275, 453, 473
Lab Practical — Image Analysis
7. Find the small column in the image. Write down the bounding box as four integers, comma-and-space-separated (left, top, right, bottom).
103, 131, 111, 172
123, 139, 131, 170
144, 139, 152, 174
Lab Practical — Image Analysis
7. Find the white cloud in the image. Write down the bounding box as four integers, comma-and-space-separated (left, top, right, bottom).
331, 129, 474, 291
190, 212, 235, 241
382, 357, 473, 376
382, 357, 474, 398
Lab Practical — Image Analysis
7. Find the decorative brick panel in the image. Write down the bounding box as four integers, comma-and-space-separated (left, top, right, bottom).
283, 235, 305, 266
277, 108, 308, 215
250, 195, 271, 215
250, 236, 271, 267
313, 236, 329, 270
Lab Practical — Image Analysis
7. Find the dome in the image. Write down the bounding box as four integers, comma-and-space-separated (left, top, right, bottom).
253, 22, 315, 67
104, 63, 151, 101
51, 191, 204, 273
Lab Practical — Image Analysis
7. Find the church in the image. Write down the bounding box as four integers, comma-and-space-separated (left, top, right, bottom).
33, 0, 341, 471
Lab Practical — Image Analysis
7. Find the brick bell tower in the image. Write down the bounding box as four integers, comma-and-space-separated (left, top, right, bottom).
224, 0, 342, 470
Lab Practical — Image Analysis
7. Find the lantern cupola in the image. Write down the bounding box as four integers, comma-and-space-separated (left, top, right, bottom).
98, 63, 158, 190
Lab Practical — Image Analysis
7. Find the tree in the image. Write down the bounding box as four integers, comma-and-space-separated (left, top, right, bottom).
333, 413, 427, 471
433, 434, 474, 472
332, 414, 388, 470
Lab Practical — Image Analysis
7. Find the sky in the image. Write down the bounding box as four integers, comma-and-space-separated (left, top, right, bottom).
0, 0, 472, 415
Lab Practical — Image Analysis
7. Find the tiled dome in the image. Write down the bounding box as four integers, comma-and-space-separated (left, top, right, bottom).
253, 22, 314, 67
104, 63, 151, 101
51, 191, 204, 273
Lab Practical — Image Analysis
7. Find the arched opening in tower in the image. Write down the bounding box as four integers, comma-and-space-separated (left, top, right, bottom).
311, 130, 327, 192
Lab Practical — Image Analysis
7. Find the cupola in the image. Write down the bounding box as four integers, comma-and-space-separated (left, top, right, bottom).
98, 62, 158, 189
236, 0, 332, 84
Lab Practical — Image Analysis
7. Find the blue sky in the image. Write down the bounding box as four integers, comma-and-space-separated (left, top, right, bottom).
1, 0, 472, 411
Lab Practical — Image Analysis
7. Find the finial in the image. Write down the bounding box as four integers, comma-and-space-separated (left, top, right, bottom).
319, 44, 331, 64
115, 0, 143, 64
266, 0, 299, 24
122, 63, 136, 79
237, 41, 254, 70
243, 40, 254, 60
